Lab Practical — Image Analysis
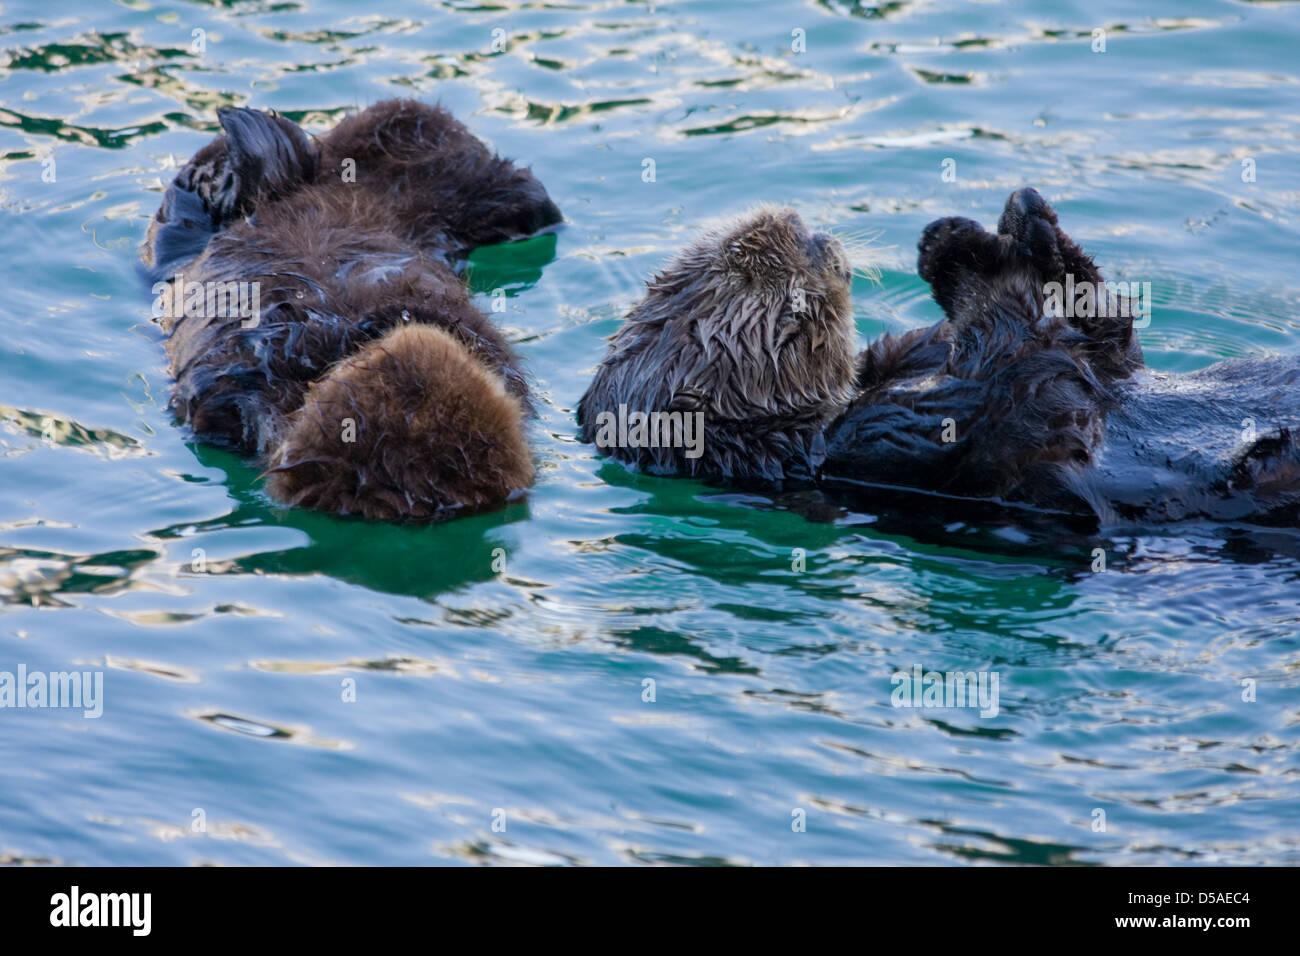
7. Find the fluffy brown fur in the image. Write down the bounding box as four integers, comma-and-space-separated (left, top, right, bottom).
265, 324, 533, 520
318, 98, 561, 257
143, 100, 560, 521
577, 207, 856, 481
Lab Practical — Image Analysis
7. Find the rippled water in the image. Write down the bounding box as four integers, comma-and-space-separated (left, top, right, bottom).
2, 0, 1300, 866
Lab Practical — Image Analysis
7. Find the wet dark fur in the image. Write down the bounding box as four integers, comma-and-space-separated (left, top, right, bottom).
317, 99, 561, 259
143, 100, 561, 520
142, 110, 319, 283
577, 208, 856, 481
824, 188, 1300, 527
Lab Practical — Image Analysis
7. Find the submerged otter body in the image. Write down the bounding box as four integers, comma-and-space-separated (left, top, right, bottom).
824, 188, 1300, 527
143, 100, 561, 520
1083, 360, 1300, 524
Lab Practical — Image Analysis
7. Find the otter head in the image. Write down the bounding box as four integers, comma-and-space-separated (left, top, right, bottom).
673, 206, 855, 419
265, 324, 533, 522
578, 206, 857, 480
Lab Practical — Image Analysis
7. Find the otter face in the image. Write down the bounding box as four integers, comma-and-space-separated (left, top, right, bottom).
662, 207, 855, 421
578, 206, 857, 480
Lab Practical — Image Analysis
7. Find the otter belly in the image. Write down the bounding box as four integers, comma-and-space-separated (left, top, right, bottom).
1084, 358, 1300, 525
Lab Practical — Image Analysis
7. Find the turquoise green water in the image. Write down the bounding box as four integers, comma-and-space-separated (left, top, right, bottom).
2, 0, 1300, 865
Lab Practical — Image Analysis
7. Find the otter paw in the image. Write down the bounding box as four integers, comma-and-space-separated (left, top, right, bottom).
917, 216, 1001, 315
996, 187, 1101, 289
995, 187, 1066, 281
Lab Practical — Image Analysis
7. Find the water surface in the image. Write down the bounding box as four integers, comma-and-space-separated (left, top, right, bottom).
2, 0, 1300, 865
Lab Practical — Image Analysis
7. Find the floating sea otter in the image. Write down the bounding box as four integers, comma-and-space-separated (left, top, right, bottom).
581, 193, 1300, 527
142, 99, 561, 521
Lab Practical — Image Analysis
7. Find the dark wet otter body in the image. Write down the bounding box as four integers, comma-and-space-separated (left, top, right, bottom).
143, 100, 561, 520
1085, 360, 1300, 524
823, 189, 1300, 527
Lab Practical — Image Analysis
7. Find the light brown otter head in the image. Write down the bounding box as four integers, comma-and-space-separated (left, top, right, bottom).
578, 206, 856, 481
265, 324, 533, 521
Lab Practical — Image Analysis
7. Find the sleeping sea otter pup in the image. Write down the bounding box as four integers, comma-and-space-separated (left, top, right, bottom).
142, 100, 561, 520
577, 207, 856, 481
823, 188, 1300, 526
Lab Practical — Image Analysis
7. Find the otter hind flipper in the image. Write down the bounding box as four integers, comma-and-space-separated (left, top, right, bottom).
142, 167, 218, 285
916, 215, 1003, 318
317, 99, 562, 257
997, 187, 1143, 378
212, 107, 319, 219
142, 108, 318, 282
998, 187, 1102, 289
917, 188, 1142, 380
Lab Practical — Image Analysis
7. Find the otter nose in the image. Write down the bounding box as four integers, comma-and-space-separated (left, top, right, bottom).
808, 232, 832, 260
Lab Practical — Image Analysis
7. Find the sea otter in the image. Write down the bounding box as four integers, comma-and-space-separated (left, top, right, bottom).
823, 188, 1300, 526
577, 207, 857, 481
142, 99, 562, 521
580, 192, 1300, 527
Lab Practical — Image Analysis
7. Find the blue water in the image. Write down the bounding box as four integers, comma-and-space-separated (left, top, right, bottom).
2, 0, 1300, 865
